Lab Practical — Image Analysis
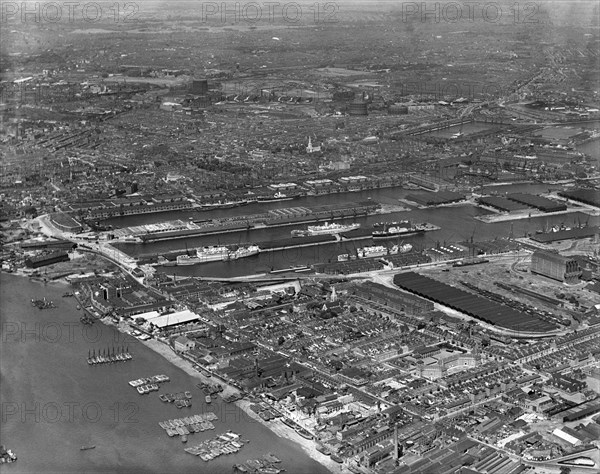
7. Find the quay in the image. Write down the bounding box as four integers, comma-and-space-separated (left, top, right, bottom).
146, 223, 440, 267
255, 235, 339, 253
134, 202, 380, 243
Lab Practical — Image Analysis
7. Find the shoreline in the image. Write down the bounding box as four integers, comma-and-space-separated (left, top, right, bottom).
0, 271, 346, 473
139, 337, 346, 474
235, 398, 349, 474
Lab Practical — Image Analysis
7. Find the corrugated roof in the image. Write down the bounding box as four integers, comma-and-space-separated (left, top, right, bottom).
150, 309, 199, 328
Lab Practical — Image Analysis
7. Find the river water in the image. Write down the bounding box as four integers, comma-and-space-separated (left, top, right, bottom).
0, 274, 330, 474
108, 183, 597, 277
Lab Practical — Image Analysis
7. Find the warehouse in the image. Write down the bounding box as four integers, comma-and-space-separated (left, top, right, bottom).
478, 196, 528, 212
506, 193, 567, 212
530, 250, 581, 284
406, 191, 466, 206
531, 226, 599, 243
25, 251, 70, 268
353, 281, 434, 315
562, 403, 600, 422
558, 189, 600, 208
147, 309, 200, 329
393, 272, 557, 333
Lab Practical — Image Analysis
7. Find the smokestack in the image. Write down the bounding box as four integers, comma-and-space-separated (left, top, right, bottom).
394, 424, 399, 460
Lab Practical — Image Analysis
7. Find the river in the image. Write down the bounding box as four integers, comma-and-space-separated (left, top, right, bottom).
0, 274, 331, 474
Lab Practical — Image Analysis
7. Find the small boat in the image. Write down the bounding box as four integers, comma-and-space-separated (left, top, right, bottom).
181, 435, 188, 443
159, 394, 168, 402
205, 395, 212, 404
80, 445, 96, 451
264, 453, 281, 463
316, 445, 331, 456
185, 391, 192, 399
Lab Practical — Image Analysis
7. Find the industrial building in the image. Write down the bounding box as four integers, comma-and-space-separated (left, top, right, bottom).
25, 251, 70, 268
393, 272, 557, 333
388, 104, 408, 115
530, 250, 581, 284
506, 193, 567, 212
353, 281, 434, 315
478, 196, 528, 212
558, 189, 600, 208
50, 212, 84, 233
406, 191, 466, 206
531, 226, 599, 243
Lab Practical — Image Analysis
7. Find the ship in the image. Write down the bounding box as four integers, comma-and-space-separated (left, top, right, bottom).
256, 191, 296, 202
176, 254, 203, 265
196, 245, 231, 262
357, 245, 398, 259
157, 255, 177, 267
398, 243, 413, 253
291, 222, 360, 237
229, 245, 260, 260
295, 426, 313, 440
199, 199, 248, 209
372, 221, 422, 239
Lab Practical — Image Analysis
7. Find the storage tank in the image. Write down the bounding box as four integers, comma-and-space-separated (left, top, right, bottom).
347, 98, 368, 116
191, 79, 208, 94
